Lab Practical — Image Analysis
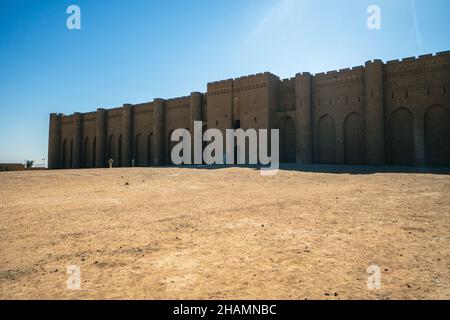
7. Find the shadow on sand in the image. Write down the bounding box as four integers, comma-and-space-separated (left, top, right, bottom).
177, 163, 450, 175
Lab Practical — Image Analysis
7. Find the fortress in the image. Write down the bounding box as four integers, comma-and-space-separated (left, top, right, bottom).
48, 51, 450, 169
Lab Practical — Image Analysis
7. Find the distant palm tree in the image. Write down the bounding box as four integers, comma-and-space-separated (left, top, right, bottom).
25, 160, 34, 168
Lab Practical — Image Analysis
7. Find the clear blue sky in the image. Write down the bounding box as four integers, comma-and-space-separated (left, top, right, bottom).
0, 0, 449, 164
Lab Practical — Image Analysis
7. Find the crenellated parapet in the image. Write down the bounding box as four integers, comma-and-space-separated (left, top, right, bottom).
207, 79, 233, 96
312, 66, 365, 88
165, 96, 191, 110
383, 51, 450, 78
207, 72, 279, 96
233, 72, 278, 93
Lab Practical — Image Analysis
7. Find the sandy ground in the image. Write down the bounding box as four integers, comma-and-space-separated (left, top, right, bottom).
0, 166, 449, 300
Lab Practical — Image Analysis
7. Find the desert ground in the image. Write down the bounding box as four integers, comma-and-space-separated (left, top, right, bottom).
0, 166, 449, 299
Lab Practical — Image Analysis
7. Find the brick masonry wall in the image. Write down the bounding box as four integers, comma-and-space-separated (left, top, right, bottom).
48, 51, 450, 169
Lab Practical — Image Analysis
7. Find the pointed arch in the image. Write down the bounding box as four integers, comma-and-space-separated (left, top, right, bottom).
147, 133, 154, 166
62, 139, 70, 169
118, 135, 122, 167
279, 116, 296, 163
134, 133, 145, 167
317, 114, 336, 164
425, 105, 450, 166
344, 112, 365, 164
70, 140, 73, 168
92, 137, 97, 168
107, 135, 116, 166
83, 137, 92, 168
389, 108, 414, 165
168, 130, 176, 165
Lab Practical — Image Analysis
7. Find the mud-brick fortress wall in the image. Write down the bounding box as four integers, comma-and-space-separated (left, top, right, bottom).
48, 51, 450, 169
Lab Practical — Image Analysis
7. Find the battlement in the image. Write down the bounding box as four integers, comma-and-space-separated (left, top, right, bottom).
133, 102, 152, 113
133, 102, 152, 108
233, 71, 279, 82
383, 51, 450, 78
165, 95, 190, 103
82, 112, 97, 121
165, 95, 190, 108
207, 72, 280, 96
106, 107, 123, 116
281, 77, 296, 82
236, 72, 275, 92
234, 72, 265, 82
280, 77, 295, 87
207, 79, 233, 96
295, 72, 311, 77
61, 114, 73, 123
52, 113, 66, 117
312, 65, 365, 85
384, 50, 450, 66
83, 111, 97, 117
208, 72, 279, 87
208, 78, 233, 87
308, 51, 450, 83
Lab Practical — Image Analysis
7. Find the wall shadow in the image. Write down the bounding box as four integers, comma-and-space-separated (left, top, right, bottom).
175, 163, 450, 175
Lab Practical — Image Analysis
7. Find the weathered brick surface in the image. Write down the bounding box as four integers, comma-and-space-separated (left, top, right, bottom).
48, 52, 450, 168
